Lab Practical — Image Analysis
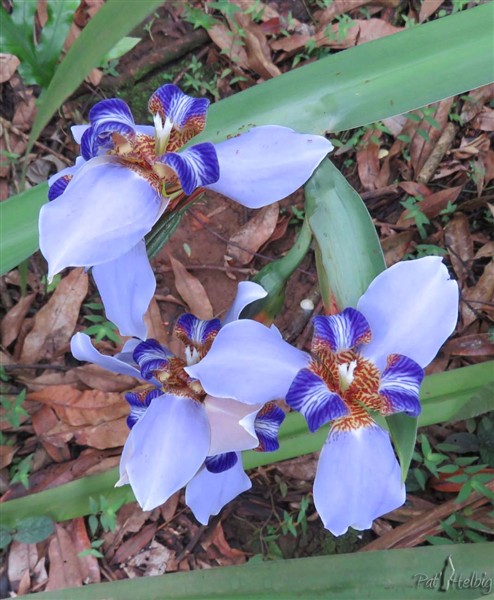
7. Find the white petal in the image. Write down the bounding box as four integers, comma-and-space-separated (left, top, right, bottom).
71, 125, 90, 144
314, 424, 405, 536
186, 320, 310, 405
206, 126, 333, 208
357, 257, 459, 370
185, 456, 251, 525
92, 240, 155, 339
118, 394, 210, 510
222, 281, 267, 325
70, 332, 142, 379
205, 395, 261, 455
39, 156, 163, 279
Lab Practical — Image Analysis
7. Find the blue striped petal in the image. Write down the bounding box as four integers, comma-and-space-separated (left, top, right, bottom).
379, 354, 424, 416
313, 308, 371, 355
205, 452, 238, 474
286, 368, 349, 432
149, 84, 209, 129
125, 388, 162, 429
254, 403, 285, 452
160, 143, 219, 195
48, 174, 73, 200
133, 339, 174, 380
174, 314, 221, 348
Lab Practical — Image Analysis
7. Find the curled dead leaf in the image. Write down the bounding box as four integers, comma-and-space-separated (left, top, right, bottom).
227, 203, 279, 265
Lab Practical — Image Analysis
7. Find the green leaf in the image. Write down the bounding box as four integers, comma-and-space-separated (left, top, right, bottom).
102, 36, 141, 64
0, 2, 38, 84
13, 516, 54, 544
24, 543, 494, 599
387, 414, 418, 482
0, 527, 12, 550
0, 184, 48, 275
26, 0, 164, 158
305, 160, 385, 310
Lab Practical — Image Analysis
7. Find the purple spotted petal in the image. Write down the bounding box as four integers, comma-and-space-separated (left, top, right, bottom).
160, 143, 219, 195
149, 84, 209, 128
186, 320, 310, 405
92, 240, 155, 340
254, 403, 285, 452
286, 368, 349, 432
205, 452, 238, 474
39, 156, 163, 281
117, 394, 209, 510
70, 332, 142, 379
358, 257, 459, 371
125, 388, 162, 429
222, 281, 267, 325
174, 314, 221, 348
314, 422, 405, 536
133, 339, 173, 380
312, 308, 371, 355
206, 125, 332, 208
185, 455, 251, 525
379, 354, 423, 417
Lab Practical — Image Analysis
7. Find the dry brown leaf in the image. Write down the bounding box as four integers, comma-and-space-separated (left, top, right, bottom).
382, 231, 415, 266
234, 12, 280, 79
208, 24, 249, 68
67, 519, 101, 584
111, 522, 158, 565
12, 90, 37, 132
7, 541, 38, 595
227, 203, 279, 265
0, 444, 16, 468
31, 405, 72, 463
0, 53, 20, 83
202, 522, 246, 566
123, 540, 177, 577
169, 256, 213, 319
397, 186, 463, 227
28, 385, 128, 427
418, 0, 445, 22
444, 333, 494, 357
45, 525, 84, 591
474, 241, 494, 260
460, 84, 494, 124
444, 213, 473, 284
144, 297, 170, 345
462, 260, 494, 328
74, 417, 128, 449
73, 363, 136, 393
20, 269, 88, 364
1, 293, 35, 348
471, 106, 494, 132
357, 136, 381, 191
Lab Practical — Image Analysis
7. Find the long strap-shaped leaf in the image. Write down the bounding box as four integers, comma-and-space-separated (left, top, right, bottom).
1, 361, 491, 528
1, 5, 493, 275
26, 543, 494, 600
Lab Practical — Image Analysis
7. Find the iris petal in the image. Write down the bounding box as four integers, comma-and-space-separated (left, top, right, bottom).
174, 314, 221, 348
186, 320, 310, 405
357, 257, 459, 370
160, 143, 219, 195
92, 240, 155, 339
222, 281, 267, 325
185, 455, 251, 525
205, 452, 238, 473
286, 368, 349, 432
125, 388, 161, 429
133, 339, 173, 380
254, 403, 285, 452
314, 422, 405, 536
117, 394, 210, 511
312, 309, 371, 355
206, 125, 332, 208
205, 396, 261, 455
39, 157, 163, 280
379, 354, 423, 417
149, 84, 209, 129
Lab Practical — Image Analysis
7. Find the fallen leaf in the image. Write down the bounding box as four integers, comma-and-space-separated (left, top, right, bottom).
74, 417, 129, 449
0, 53, 20, 83
444, 334, 494, 357
460, 84, 494, 124
462, 260, 494, 328
123, 540, 176, 577
0, 444, 16, 468
202, 522, 246, 566
1, 293, 35, 348
419, 0, 445, 22
472, 106, 494, 132
444, 213, 473, 284
31, 405, 72, 462
208, 24, 249, 69
474, 241, 494, 260
73, 363, 137, 393
227, 203, 279, 265
67, 518, 101, 584
144, 297, 171, 345
111, 522, 157, 565
7, 541, 38, 594
45, 525, 84, 591
20, 269, 88, 364
397, 185, 463, 227
234, 12, 281, 79
357, 135, 381, 191
28, 385, 128, 427
169, 256, 213, 319
382, 231, 415, 266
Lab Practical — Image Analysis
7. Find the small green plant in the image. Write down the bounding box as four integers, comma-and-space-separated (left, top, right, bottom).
400, 196, 430, 239
405, 244, 448, 259
88, 495, 126, 536
78, 539, 105, 559
0, 389, 28, 428
83, 302, 121, 344
0, 516, 55, 549
10, 454, 34, 489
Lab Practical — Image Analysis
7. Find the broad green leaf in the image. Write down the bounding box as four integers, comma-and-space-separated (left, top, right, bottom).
102, 36, 141, 63
0, 184, 48, 275
387, 414, 418, 482
13, 516, 54, 544
0, 2, 38, 83
3, 5, 493, 275
305, 159, 385, 310
0, 527, 12, 550
36, 0, 80, 88
26, 0, 164, 157
1, 363, 491, 528
27, 543, 494, 600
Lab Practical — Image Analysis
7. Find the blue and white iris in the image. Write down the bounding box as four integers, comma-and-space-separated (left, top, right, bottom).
188, 257, 459, 535
40, 84, 333, 339
71, 282, 285, 523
